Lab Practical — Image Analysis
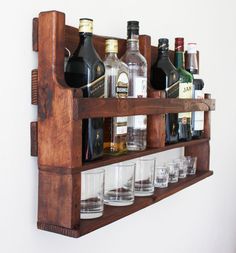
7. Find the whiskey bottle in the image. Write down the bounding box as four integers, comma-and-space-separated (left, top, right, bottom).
151, 38, 180, 144
185, 43, 205, 139
65, 18, 105, 161
104, 39, 129, 155
121, 21, 147, 151
174, 38, 193, 141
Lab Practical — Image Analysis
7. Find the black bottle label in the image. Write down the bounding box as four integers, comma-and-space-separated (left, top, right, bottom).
81, 75, 105, 98
166, 80, 179, 98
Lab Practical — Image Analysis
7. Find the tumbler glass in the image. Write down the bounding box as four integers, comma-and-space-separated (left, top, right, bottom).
104, 162, 135, 206
154, 165, 169, 188
174, 158, 188, 179
80, 169, 105, 219
167, 162, 179, 183
185, 156, 198, 175
134, 158, 155, 196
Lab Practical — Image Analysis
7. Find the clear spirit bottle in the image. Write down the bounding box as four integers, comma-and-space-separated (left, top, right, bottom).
121, 21, 147, 151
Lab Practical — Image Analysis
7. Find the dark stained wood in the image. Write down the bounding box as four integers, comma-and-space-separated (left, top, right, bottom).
31, 69, 38, 105
30, 121, 38, 156
147, 90, 166, 148
38, 170, 213, 238
82, 138, 210, 171
37, 11, 82, 229
75, 97, 215, 119
139, 35, 151, 80
204, 93, 211, 138
33, 18, 38, 52
185, 140, 210, 171
38, 170, 81, 229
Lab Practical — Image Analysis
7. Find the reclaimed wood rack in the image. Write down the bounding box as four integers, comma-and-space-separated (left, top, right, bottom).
31, 11, 216, 238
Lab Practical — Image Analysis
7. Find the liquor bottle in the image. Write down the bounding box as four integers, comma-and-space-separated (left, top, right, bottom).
174, 38, 193, 141
151, 38, 180, 144
185, 43, 204, 139
103, 39, 129, 155
121, 21, 147, 151
65, 18, 105, 161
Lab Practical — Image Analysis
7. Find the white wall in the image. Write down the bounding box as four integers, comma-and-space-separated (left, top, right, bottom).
1, 0, 236, 252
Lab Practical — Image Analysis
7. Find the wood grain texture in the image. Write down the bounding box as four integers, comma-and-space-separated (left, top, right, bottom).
33, 18, 38, 52
31, 121, 38, 156
147, 90, 166, 148
31, 69, 38, 105
38, 170, 213, 237
204, 93, 211, 138
75, 97, 215, 119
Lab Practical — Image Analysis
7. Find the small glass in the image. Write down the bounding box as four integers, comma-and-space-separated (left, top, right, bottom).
80, 169, 105, 219
167, 162, 179, 183
154, 165, 169, 188
185, 156, 198, 175
104, 162, 135, 206
135, 158, 155, 196
174, 158, 188, 179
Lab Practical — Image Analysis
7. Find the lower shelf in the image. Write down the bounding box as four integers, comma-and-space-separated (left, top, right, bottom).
38, 170, 213, 238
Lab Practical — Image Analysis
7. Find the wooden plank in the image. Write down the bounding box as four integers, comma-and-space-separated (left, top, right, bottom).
32, 18, 38, 51
30, 121, 38, 156
31, 69, 38, 105
37, 170, 213, 237
75, 98, 215, 119
204, 93, 211, 138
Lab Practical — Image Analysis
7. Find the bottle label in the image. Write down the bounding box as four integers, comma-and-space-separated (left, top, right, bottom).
114, 117, 128, 135
178, 82, 193, 119
129, 76, 147, 129
115, 125, 128, 135
166, 81, 179, 98
81, 75, 105, 98
116, 72, 129, 98
193, 90, 204, 130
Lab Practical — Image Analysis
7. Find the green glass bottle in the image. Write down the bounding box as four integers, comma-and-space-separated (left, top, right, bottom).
174, 38, 193, 141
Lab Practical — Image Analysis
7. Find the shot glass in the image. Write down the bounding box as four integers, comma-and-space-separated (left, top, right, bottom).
134, 158, 155, 196
80, 169, 105, 219
174, 158, 188, 179
154, 165, 169, 188
104, 162, 135, 206
185, 156, 197, 175
167, 162, 179, 183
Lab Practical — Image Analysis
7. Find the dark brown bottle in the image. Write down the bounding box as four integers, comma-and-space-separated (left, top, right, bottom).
151, 38, 180, 144
65, 18, 105, 161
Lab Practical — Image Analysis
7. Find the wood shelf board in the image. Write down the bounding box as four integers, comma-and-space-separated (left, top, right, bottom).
82, 138, 210, 171
76, 98, 215, 119
38, 170, 213, 237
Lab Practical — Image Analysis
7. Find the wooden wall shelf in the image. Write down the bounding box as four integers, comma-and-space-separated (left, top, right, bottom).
31, 10, 215, 238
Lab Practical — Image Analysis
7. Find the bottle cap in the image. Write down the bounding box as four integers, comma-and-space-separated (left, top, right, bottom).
187, 43, 197, 54
175, 37, 184, 51
127, 21, 139, 36
79, 18, 93, 33
158, 38, 169, 51
105, 39, 118, 53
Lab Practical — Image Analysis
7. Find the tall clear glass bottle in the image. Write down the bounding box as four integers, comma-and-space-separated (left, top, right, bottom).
104, 39, 129, 155
121, 21, 147, 151
185, 43, 205, 139
174, 38, 193, 141
151, 38, 180, 144
65, 18, 105, 161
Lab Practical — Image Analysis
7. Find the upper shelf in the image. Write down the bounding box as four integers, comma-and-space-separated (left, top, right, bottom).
75, 97, 215, 119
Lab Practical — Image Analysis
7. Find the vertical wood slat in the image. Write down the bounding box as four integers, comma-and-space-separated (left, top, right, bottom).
147, 90, 166, 148
31, 121, 38, 156
204, 93, 211, 139
33, 18, 38, 52
31, 69, 38, 105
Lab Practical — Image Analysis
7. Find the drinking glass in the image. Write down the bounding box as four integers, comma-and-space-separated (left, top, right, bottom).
154, 165, 169, 188
134, 158, 155, 196
167, 162, 179, 183
185, 156, 198, 175
174, 158, 188, 179
80, 169, 105, 219
104, 162, 135, 206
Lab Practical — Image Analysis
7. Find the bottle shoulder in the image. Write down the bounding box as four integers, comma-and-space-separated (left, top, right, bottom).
178, 68, 193, 83
121, 51, 147, 66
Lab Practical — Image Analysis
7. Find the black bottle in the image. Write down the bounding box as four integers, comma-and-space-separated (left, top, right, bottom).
65, 18, 105, 161
151, 38, 180, 144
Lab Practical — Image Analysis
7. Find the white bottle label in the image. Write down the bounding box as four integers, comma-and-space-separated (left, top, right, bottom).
116, 72, 129, 98
178, 82, 193, 119
193, 90, 204, 130
128, 76, 147, 129
115, 125, 128, 135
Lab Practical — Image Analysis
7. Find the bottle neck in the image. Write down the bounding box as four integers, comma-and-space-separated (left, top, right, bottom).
79, 33, 93, 48
105, 52, 119, 59
174, 51, 185, 69
127, 34, 139, 51
158, 50, 169, 58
